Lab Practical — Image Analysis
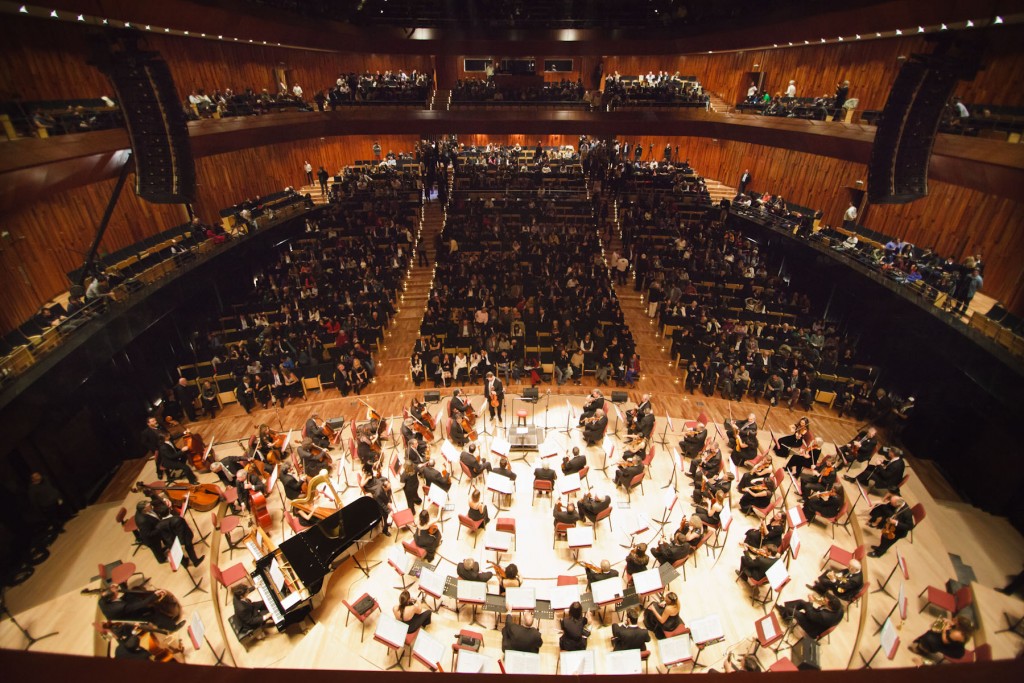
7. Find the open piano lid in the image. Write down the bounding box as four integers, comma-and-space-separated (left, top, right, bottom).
277, 495, 383, 587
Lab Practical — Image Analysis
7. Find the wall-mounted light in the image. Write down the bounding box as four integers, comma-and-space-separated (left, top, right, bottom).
19, 5, 27, 13
966, 20, 974, 27
894, 29, 902, 35
49, 9, 57, 17
995, 16, 1004, 24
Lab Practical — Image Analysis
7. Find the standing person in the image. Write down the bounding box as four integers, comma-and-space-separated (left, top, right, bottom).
484, 371, 504, 424
303, 160, 313, 185
173, 378, 197, 422
372, 140, 382, 160
785, 80, 797, 98
317, 166, 329, 198
739, 169, 751, 194
952, 268, 983, 317
843, 202, 858, 231
833, 79, 850, 120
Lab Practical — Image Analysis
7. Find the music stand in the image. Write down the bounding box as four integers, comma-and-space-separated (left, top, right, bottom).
188, 611, 227, 666
0, 588, 58, 650
352, 536, 381, 577
561, 399, 575, 437
169, 538, 207, 597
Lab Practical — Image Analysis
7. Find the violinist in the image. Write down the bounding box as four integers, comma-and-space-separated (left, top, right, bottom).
305, 413, 332, 450
840, 426, 879, 464
561, 447, 587, 475
738, 543, 780, 583
394, 589, 433, 632
99, 583, 182, 633
579, 389, 606, 425
697, 489, 726, 526
419, 458, 452, 492
846, 446, 905, 493
695, 471, 734, 506
744, 509, 786, 548
786, 437, 823, 477
867, 494, 914, 557
107, 622, 181, 662
413, 510, 442, 561
456, 557, 493, 583
554, 501, 580, 527
298, 438, 331, 477
802, 481, 845, 523
800, 453, 838, 495
484, 371, 504, 423
726, 412, 759, 467
775, 416, 813, 458
688, 444, 721, 479
450, 410, 469, 448
157, 435, 198, 484
584, 559, 619, 586
582, 408, 608, 445
460, 444, 492, 478
809, 559, 863, 600
410, 397, 435, 435
738, 456, 773, 492
652, 524, 697, 565
497, 562, 522, 593
355, 429, 377, 467
626, 394, 652, 433
613, 454, 644, 488
624, 543, 650, 579
623, 434, 648, 462
738, 473, 773, 515
405, 437, 426, 466
678, 418, 708, 458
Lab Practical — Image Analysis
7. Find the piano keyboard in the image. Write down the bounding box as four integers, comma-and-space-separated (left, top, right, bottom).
246, 539, 264, 561
253, 574, 286, 625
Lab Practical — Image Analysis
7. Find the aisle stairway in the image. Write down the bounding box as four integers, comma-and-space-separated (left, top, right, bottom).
373, 198, 445, 388
706, 91, 733, 114
430, 89, 451, 111
704, 178, 735, 203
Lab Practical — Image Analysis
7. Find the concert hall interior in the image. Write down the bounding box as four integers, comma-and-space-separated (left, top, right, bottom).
2, 0, 1024, 680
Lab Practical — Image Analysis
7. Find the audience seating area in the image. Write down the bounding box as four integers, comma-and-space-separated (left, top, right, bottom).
414, 150, 634, 387
0, 98, 123, 139
602, 73, 710, 110
174, 179, 421, 410
450, 78, 586, 107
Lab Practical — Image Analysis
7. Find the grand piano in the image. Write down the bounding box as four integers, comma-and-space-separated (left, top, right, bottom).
243, 496, 384, 631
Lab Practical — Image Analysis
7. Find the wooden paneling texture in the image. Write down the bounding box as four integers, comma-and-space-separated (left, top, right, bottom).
628, 134, 1024, 313
605, 26, 1024, 111
457, 134, 577, 149
0, 16, 432, 102
190, 134, 419, 220
0, 179, 185, 333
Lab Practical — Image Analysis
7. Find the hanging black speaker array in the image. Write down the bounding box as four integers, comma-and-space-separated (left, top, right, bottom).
93, 32, 195, 204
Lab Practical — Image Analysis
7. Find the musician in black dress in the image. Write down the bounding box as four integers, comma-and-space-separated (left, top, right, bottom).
643, 592, 683, 640
413, 512, 443, 561
484, 372, 504, 423
743, 510, 786, 548
401, 460, 422, 511
394, 589, 433, 632
800, 453, 838, 496
786, 436, 822, 477
774, 417, 812, 458
738, 544, 780, 583
802, 482, 845, 523
558, 601, 590, 651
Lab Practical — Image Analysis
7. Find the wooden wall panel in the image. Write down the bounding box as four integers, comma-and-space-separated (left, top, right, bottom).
456, 134, 577, 149
626, 134, 1024, 313
190, 134, 419, 221
606, 26, 1024, 111
0, 180, 185, 334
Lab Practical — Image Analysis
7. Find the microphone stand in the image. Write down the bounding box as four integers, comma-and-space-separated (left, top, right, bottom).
542, 389, 553, 436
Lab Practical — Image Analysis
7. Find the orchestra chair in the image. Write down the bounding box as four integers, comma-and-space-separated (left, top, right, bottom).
706, 514, 732, 557
533, 478, 554, 505
771, 468, 789, 499
578, 465, 591, 492
457, 514, 485, 547
769, 657, 799, 672
592, 505, 613, 539
742, 575, 774, 613
675, 530, 713, 581
403, 539, 427, 561
392, 508, 416, 542
743, 449, 768, 471
640, 649, 652, 673
115, 507, 146, 557
820, 544, 866, 571
918, 585, 972, 617
221, 485, 240, 510
213, 510, 246, 558
460, 461, 482, 487
662, 622, 690, 639
343, 593, 381, 642
642, 443, 656, 477
624, 471, 646, 503
211, 561, 251, 606
284, 510, 304, 536
946, 643, 992, 664
496, 517, 517, 550
819, 499, 852, 538
909, 503, 926, 543
778, 529, 794, 568
752, 492, 780, 520
553, 522, 575, 550
98, 561, 146, 590
451, 628, 484, 670
843, 580, 870, 620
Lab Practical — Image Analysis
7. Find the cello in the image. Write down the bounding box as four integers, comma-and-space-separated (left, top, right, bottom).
181, 429, 212, 473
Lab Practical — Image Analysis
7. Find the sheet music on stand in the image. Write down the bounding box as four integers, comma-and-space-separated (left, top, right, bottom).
632, 568, 663, 596
269, 558, 287, 591
486, 471, 514, 496
490, 435, 512, 458
441, 440, 461, 465
418, 567, 448, 598
592, 577, 624, 605
412, 629, 446, 671
388, 546, 412, 575
505, 586, 536, 611
789, 529, 802, 559
427, 484, 449, 509
456, 649, 491, 673
658, 632, 694, 666
504, 649, 542, 674
688, 614, 724, 645
457, 579, 487, 603
267, 464, 280, 493
605, 648, 643, 675
168, 537, 185, 571
756, 612, 778, 642
187, 611, 205, 650
766, 558, 789, 592
560, 649, 595, 675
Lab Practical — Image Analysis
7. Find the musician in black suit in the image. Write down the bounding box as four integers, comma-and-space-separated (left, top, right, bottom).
305, 414, 330, 449
405, 437, 426, 466
134, 500, 204, 567
460, 444, 491, 478
484, 372, 504, 423
688, 446, 721, 479
578, 492, 611, 523
558, 601, 590, 651
867, 494, 914, 557
679, 423, 708, 458
99, 583, 181, 632
232, 584, 270, 630
419, 459, 452, 492
777, 594, 844, 639
449, 412, 469, 447
494, 456, 517, 481
502, 612, 543, 653
634, 407, 656, 440
141, 417, 168, 455
456, 557, 493, 583
840, 426, 879, 464
561, 447, 587, 475
533, 461, 557, 484
582, 409, 608, 445
847, 447, 905, 492
449, 389, 469, 418
629, 394, 652, 431
612, 608, 651, 651
579, 390, 606, 425
738, 544, 780, 582
553, 502, 580, 527
802, 482, 845, 523
279, 462, 304, 500
235, 376, 256, 414
726, 412, 759, 466
809, 559, 864, 601
157, 438, 198, 484
613, 454, 644, 488
584, 559, 618, 585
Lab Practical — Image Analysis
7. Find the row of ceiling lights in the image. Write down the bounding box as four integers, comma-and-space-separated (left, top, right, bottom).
12, 4, 1012, 56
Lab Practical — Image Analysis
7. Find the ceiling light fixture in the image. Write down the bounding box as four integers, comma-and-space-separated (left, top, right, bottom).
145, 25, 151, 30
123, 21, 130, 27
77, 14, 84, 21
49, 10, 57, 17
876, 32, 882, 37
940, 23, 948, 30
966, 20, 974, 27
918, 26, 925, 33
184, 31, 189, 35
102, 18, 108, 24
838, 36, 843, 41
18, 5, 27, 13
164, 27, 170, 32
995, 16, 1004, 24
855, 34, 861, 39
895, 29, 902, 35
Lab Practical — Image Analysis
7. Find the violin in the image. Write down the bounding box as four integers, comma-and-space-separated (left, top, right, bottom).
740, 543, 776, 558
487, 560, 508, 579
882, 518, 897, 540
490, 391, 500, 408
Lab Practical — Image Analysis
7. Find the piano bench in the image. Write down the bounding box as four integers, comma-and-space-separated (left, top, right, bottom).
229, 614, 260, 649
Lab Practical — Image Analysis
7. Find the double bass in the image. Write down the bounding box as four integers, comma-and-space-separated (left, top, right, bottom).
133, 480, 223, 512
180, 430, 213, 473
